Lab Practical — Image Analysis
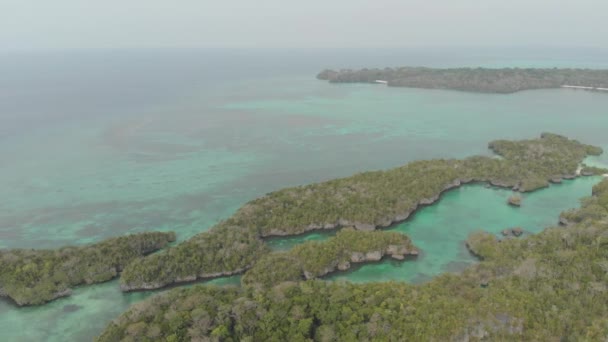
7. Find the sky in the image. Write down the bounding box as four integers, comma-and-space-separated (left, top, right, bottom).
0, 0, 607, 51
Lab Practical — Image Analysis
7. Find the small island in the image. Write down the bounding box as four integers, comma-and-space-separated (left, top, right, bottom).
508, 195, 522, 207
241, 228, 418, 289
118, 133, 607, 292
317, 67, 608, 94
0, 232, 175, 306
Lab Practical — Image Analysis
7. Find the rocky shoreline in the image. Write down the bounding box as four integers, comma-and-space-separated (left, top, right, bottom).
241, 229, 418, 288
306, 245, 419, 280
120, 168, 601, 292
120, 267, 248, 292
97, 176, 608, 341
261, 172, 595, 238
0, 232, 176, 306
118, 134, 608, 292
0, 288, 73, 307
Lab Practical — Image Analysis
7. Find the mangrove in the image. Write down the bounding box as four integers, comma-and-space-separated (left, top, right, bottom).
0, 232, 175, 306
241, 228, 418, 289
98, 178, 608, 341
119, 133, 607, 292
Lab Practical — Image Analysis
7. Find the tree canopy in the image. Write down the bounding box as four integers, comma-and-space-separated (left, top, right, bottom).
98, 178, 608, 340
0, 232, 175, 306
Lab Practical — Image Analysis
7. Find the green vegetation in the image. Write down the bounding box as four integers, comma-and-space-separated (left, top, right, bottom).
98, 178, 608, 341
120, 133, 607, 291
241, 229, 417, 289
318, 67, 608, 93
236, 133, 603, 236
0, 232, 175, 306
581, 164, 608, 176
560, 177, 608, 226
120, 225, 268, 291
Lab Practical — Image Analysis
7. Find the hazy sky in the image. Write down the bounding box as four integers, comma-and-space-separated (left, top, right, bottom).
1, 0, 607, 51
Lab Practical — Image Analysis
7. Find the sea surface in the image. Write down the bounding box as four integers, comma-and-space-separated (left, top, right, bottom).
1, 47, 608, 341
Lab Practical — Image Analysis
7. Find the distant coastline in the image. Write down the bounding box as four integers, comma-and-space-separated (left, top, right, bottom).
318, 67, 608, 94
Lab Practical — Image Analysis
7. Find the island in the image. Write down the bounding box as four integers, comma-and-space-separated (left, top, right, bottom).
97, 177, 608, 341
317, 67, 608, 93
508, 195, 522, 207
119, 225, 268, 291
118, 133, 607, 292
0, 232, 175, 306
241, 228, 418, 289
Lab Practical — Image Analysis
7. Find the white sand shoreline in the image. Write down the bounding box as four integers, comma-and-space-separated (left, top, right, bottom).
562, 85, 608, 91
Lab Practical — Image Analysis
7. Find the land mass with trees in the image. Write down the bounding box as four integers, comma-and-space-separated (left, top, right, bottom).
317, 67, 608, 93
119, 133, 607, 292
0, 232, 175, 306
3, 134, 606, 308
98, 177, 608, 341
241, 228, 418, 289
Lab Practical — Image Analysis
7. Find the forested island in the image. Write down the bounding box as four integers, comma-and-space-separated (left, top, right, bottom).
98, 177, 608, 341
317, 67, 608, 93
241, 229, 418, 289
119, 133, 607, 292
0, 232, 175, 306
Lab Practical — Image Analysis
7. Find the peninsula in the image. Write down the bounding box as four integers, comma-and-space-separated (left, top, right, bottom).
98, 177, 608, 341
119, 133, 607, 292
0, 232, 175, 306
241, 228, 418, 289
317, 67, 608, 93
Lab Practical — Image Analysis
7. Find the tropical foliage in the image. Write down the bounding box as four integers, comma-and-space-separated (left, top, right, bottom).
241, 228, 417, 289
98, 179, 608, 340
119, 134, 606, 291
120, 225, 268, 291
0, 232, 175, 306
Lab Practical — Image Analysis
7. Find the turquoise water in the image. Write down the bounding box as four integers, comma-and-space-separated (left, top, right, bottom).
266, 230, 337, 251
2, 49, 608, 340
0, 277, 240, 342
